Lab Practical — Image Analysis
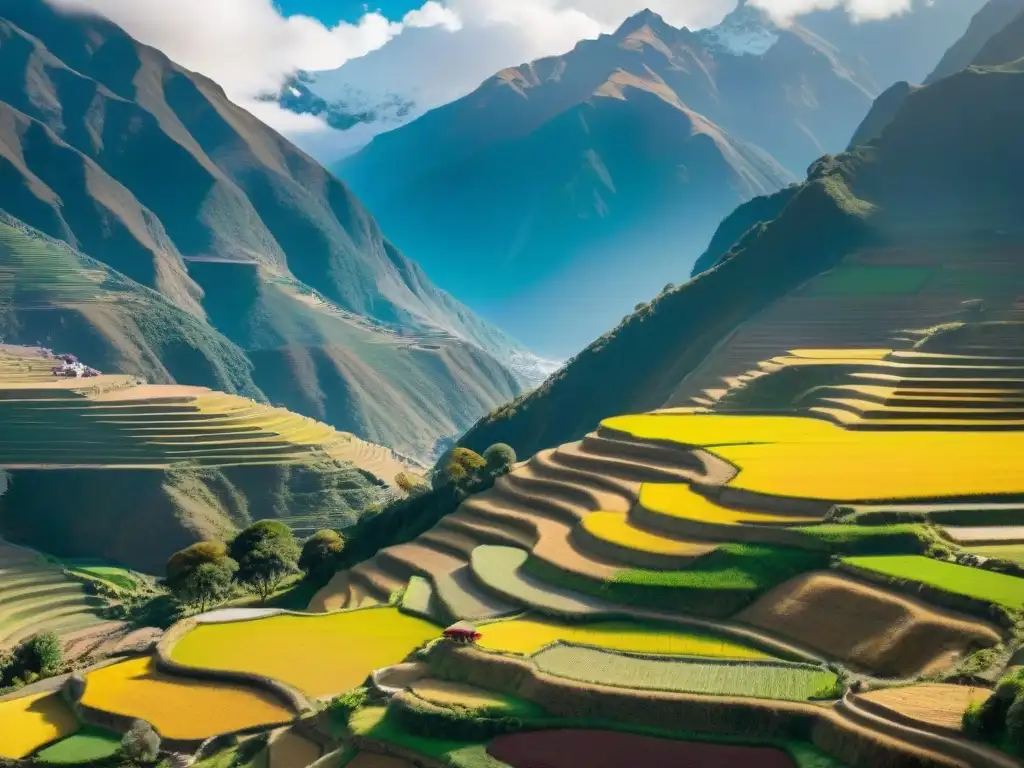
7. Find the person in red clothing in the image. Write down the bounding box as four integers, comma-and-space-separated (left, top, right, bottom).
443, 621, 482, 644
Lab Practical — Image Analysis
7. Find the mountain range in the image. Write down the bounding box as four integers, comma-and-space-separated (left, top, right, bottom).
333, 0, 985, 356
456, 0, 1024, 461
0, 0, 551, 463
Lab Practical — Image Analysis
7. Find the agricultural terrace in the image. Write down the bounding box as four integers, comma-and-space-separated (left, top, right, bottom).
476, 616, 771, 659
32, 727, 121, 764
604, 412, 1024, 502
714, 430, 1024, 502
580, 512, 721, 558
532, 646, 837, 701
409, 680, 544, 717
637, 485, 819, 526
969, 544, 1024, 564
488, 730, 798, 768
0, 692, 77, 759
170, 607, 437, 698
0, 560, 109, 649
843, 556, 1024, 610
64, 562, 141, 592
856, 684, 991, 732
81, 657, 293, 741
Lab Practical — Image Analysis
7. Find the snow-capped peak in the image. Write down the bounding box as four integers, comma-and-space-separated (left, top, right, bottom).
698, 1, 779, 56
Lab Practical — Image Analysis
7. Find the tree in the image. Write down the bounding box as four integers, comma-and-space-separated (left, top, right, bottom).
395, 471, 429, 496
229, 521, 300, 603
165, 541, 237, 611
441, 448, 486, 487
120, 719, 160, 763
299, 529, 345, 582
483, 443, 516, 475
24, 632, 62, 677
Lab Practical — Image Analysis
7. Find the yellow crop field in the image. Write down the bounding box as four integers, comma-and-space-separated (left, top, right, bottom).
410, 680, 522, 711
717, 430, 1024, 501
81, 657, 293, 740
639, 485, 819, 526
476, 616, 770, 659
580, 512, 719, 555
170, 607, 438, 698
601, 413, 837, 448
788, 349, 892, 360
0, 692, 77, 759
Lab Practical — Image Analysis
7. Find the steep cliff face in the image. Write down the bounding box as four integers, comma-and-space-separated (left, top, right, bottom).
0, 0, 533, 461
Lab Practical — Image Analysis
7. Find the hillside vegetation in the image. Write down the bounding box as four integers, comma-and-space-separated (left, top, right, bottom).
457, 23, 1024, 461
0, 0, 532, 461
0, 345, 412, 570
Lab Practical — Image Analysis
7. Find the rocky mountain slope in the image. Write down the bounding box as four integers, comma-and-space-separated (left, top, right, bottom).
926, 0, 1024, 83
0, 0, 535, 462
336, 2, 982, 355
455, 8, 1024, 462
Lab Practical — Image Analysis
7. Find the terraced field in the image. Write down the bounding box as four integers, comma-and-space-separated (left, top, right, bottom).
169, 608, 437, 698
32, 728, 122, 764
0, 347, 416, 483
0, 692, 78, 759
0, 544, 112, 649
843, 556, 1024, 610
81, 657, 294, 741
532, 646, 837, 700
476, 616, 770, 659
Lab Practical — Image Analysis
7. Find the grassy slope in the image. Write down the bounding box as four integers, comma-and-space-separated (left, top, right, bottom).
457, 44, 1024, 462
0, 216, 259, 397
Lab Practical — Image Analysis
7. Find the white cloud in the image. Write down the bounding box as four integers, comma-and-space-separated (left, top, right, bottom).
45, 0, 923, 143
751, 0, 914, 23
44, 0, 459, 122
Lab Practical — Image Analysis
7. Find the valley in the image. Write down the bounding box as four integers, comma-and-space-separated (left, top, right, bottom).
2, 0, 1024, 767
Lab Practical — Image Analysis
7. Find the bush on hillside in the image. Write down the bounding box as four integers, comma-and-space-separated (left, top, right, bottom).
299, 529, 345, 582
435, 447, 487, 488
120, 720, 161, 763
327, 686, 370, 734
484, 443, 517, 474
394, 472, 429, 496
229, 521, 300, 603
0, 631, 64, 692
165, 541, 238, 612
965, 669, 1024, 749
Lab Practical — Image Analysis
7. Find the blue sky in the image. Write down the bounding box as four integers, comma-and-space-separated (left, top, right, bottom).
275, 1, 420, 25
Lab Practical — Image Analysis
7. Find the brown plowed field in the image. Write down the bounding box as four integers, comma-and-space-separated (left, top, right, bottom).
857, 684, 991, 732
488, 730, 796, 768
738, 572, 1002, 677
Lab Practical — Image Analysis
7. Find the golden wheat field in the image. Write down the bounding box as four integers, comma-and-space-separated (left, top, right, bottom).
580, 512, 720, 555
639, 485, 818, 525
476, 616, 770, 659
717, 430, 1024, 501
601, 413, 838, 448
81, 657, 293, 740
0, 692, 78, 759
170, 607, 438, 698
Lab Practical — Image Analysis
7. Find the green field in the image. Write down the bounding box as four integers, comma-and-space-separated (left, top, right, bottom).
533, 646, 837, 701
65, 562, 141, 591
843, 555, 1024, 609
809, 265, 935, 296
970, 545, 1024, 565
525, 545, 829, 617
33, 728, 121, 764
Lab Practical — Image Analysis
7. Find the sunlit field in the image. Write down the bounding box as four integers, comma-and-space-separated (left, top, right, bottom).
81, 657, 293, 740
0, 693, 77, 759
170, 607, 438, 698
477, 616, 771, 659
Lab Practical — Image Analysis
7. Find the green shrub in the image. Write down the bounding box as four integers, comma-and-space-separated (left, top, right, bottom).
120, 720, 160, 763
328, 686, 370, 733
229, 521, 300, 603
299, 529, 345, 582
25, 631, 62, 676
1007, 696, 1024, 750
483, 443, 517, 474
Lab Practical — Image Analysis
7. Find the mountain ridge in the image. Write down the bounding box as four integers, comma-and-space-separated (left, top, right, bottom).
0, 0, 535, 461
